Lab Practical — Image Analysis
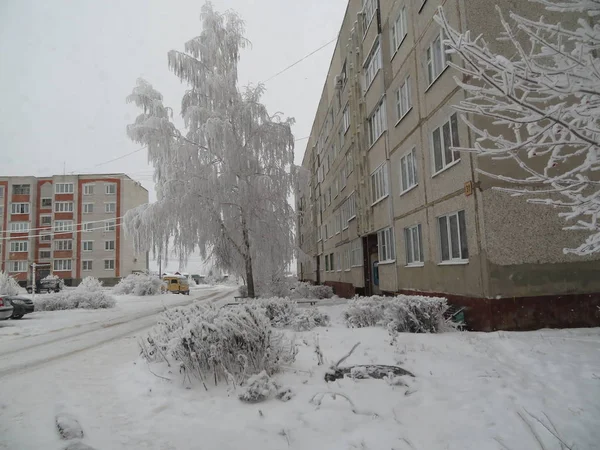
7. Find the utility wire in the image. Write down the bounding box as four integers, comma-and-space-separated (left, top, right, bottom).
0, 220, 126, 241
0, 215, 127, 237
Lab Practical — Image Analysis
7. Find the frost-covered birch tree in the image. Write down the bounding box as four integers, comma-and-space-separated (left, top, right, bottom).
435, 0, 600, 255
124, 3, 296, 297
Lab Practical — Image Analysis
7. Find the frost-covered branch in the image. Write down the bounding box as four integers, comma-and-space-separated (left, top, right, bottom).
435, 1, 600, 255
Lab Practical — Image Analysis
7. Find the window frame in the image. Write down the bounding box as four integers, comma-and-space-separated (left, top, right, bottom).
53, 259, 72, 271
431, 113, 461, 176
438, 210, 469, 263
54, 220, 74, 232
82, 260, 93, 271
11, 203, 30, 215
54, 239, 73, 251
105, 202, 116, 213
55, 183, 74, 194
83, 203, 94, 214
363, 37, 382, 92
104, 240, 115, 251
104, 259, 115, 271
395, 75, 412, 124
370, 163, 389, 205
390, 6, 408, 56
12, 184, 31, 195
104, 219, 116, 232
404, 224, 424, 266
105, 183, 117, 195
400, 147, 419, 194
41, 198, 52, 208
377, 227, 396, 263
9, 261, 28, 273
9, 222, 30, 232
9, 240, 28, 253
40, 215, 52, 226
367, 98, 387, 147
82, 240, 94, 252
426, 29, 450, 87
54, 201, 74, 213
351, 238, 363, 267
83, 184, 95, 195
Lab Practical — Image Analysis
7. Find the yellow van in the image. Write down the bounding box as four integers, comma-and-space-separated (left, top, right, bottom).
162, 276, 190, 295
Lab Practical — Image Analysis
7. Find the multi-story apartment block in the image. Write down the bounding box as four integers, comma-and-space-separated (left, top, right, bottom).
0, 173, 148, 286
296, 0, 600, 330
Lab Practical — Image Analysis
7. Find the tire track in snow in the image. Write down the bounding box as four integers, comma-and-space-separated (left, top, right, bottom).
0, 289, 234, 378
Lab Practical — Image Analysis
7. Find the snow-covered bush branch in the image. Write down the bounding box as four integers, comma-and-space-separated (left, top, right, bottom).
251, 297, 330, 331
435, 1, 600, 255
123, 3, 297, 297
0, 272, 20, 296
113, 273, 164, 296
35, 277, 116, 311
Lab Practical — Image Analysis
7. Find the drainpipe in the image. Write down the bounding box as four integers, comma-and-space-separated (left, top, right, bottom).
384, 123, 400, 295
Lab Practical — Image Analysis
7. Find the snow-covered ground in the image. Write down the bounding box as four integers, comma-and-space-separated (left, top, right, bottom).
1, 301, 599, 449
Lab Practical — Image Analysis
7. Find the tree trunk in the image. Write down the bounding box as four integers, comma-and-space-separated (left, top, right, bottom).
241, 212, 255, 298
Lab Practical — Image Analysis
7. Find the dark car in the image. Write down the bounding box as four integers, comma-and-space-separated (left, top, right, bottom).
26, 278, 62, 294
0, 297, 14, 321
4, 296, 35, 319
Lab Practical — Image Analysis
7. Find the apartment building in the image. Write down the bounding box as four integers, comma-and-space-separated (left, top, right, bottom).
0, 173, 148, 286
296, 0, 600, 330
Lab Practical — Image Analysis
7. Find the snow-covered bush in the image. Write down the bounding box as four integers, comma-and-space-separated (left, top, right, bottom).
113, 273, 164, 296
253, 297, 298, 328
238, 371, 280, 403
290, 307, 330, 331
140, 303, 296, 387
290, 282, 333, 300
35, 277, 116, 311
343, 295, 454, 333
238, 285, 248, 297
0, 271, 20, 296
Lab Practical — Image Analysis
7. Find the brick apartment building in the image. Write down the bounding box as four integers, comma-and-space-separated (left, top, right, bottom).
0, 173, 148, 286
296, 0, 600, 330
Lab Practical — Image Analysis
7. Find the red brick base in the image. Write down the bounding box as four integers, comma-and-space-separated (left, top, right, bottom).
323, 281, 356, 299
397, 289, 600, 332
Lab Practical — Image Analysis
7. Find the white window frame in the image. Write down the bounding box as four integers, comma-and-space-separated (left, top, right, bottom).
82, 240, 94, 252
340, 166, 347, 190
39, 250, 52, 260
431, 113, 461, 175
347, 191, 356, 221
334, 212, 341, 235
427, 30, 449, 86
0, 186, 4, 198
9, 222, 30, 232
377, 227, 395, 263
54, 202, 74, 213
53, 259, 72, 271
336, 251, 342, 272
40, 215, 52, 226
405, 224, 424, 266
344, 247, 351, 271
83, 203, 94, 214
83, 222, 94, 232
12, 184, 31, 195
9, 261, 27, 273
104, 259, 115, 271
368, 99, 386, 147
342, 105, 350, 133
438, 210, 469, 263
105, 202, 116, 213
104, 219, 116, 232
82, 260, 93, 271
104, 240, 115, 251
54, 240, 73, 251
371, 163, 389, 205
83, 184, 95, 195
351, 239, 363, 267
10, 241, 28, 252
105, 183, 117, 195
11, 203, 30, 215
54, 220, 73, 232
400, 147, 418, 194
346, 152, 354, 174
363, 37, 382, 91
55, 183, 74, 194
395, 76, 412, 123
40, 233, 52, 242
391, 6, 407, 54
362, 0, 377, 34
41, 198, 52, 209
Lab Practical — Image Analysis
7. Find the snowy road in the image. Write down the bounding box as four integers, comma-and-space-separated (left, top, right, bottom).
0, 287, 235, 450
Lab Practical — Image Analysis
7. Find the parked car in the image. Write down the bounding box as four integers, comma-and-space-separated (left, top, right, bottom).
26, 278, 62, 294
4, 296, 35, 319
162, 276, 190, 295
0, 297, 14, 321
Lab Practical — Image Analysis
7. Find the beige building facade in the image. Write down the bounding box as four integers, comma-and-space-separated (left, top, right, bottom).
296, 0, 600, 330
0, 173, 148, 286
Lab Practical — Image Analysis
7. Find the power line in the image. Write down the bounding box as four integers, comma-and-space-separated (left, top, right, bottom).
0, 220, 125, 242
0, 215, 127, 238
68, 146, 147, 175
261, 37, 337, 84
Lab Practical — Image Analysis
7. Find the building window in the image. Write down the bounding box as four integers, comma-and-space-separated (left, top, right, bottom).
40, 250, 51, 260
55, 183, 74, 194
439, 210, 468, 262
105, 202, 116, 213
404, 224, 424, 265
10, 241, 28, 252
83, 261, 93, 271
11, 203, 30, 214
371, 163, 389, 204
337, 251, 341, 271
83, 241, 93, 252
104, 259, 115, 270
105, 219, 116, 232
377, 227, 395, 262
395, 76, 412, 121
400, 148, 418, 193
340, 166, 347, 190
317, 226, 322, 242
12, 184, 30, 195
9, 261, 27, 273
83, 184, 95, 195
105, 240, 115, 251
0, 186, 4, 197
41, 198, 52, 208
329, 253, 335, 272
54, 202, 74, 213
40, 234, 51, 242
346, 152, 354, 174
362, 0, 377, 33
105, 183, 117, 195
427, 30, 450, 86
351, 239, 363, 267
368, 100, 386, 146
54, 240, 73, 251
83, 222, 94, 232
343, 105, 350, 133
54, 259, 72, 271
41, 215, 52, 225
432, 113, 460, 174
325, 254, 330, 272
326, 187, 332, 207
9, 222, 30, 232
343, 247, 351, 271
347, 191, 356, 220
54, 221, 73, 232
391, 7, 407, 52
83, 203, 94, 214
364, 38, 382, 91
334, 212, 341, 235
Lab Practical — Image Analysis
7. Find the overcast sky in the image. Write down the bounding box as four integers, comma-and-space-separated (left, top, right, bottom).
0, 0, 346, 200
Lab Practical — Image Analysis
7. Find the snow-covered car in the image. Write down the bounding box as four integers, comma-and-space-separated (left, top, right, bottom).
26, 278, 62, 294
0, 296, 14, 320
4, 296, 35, 319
